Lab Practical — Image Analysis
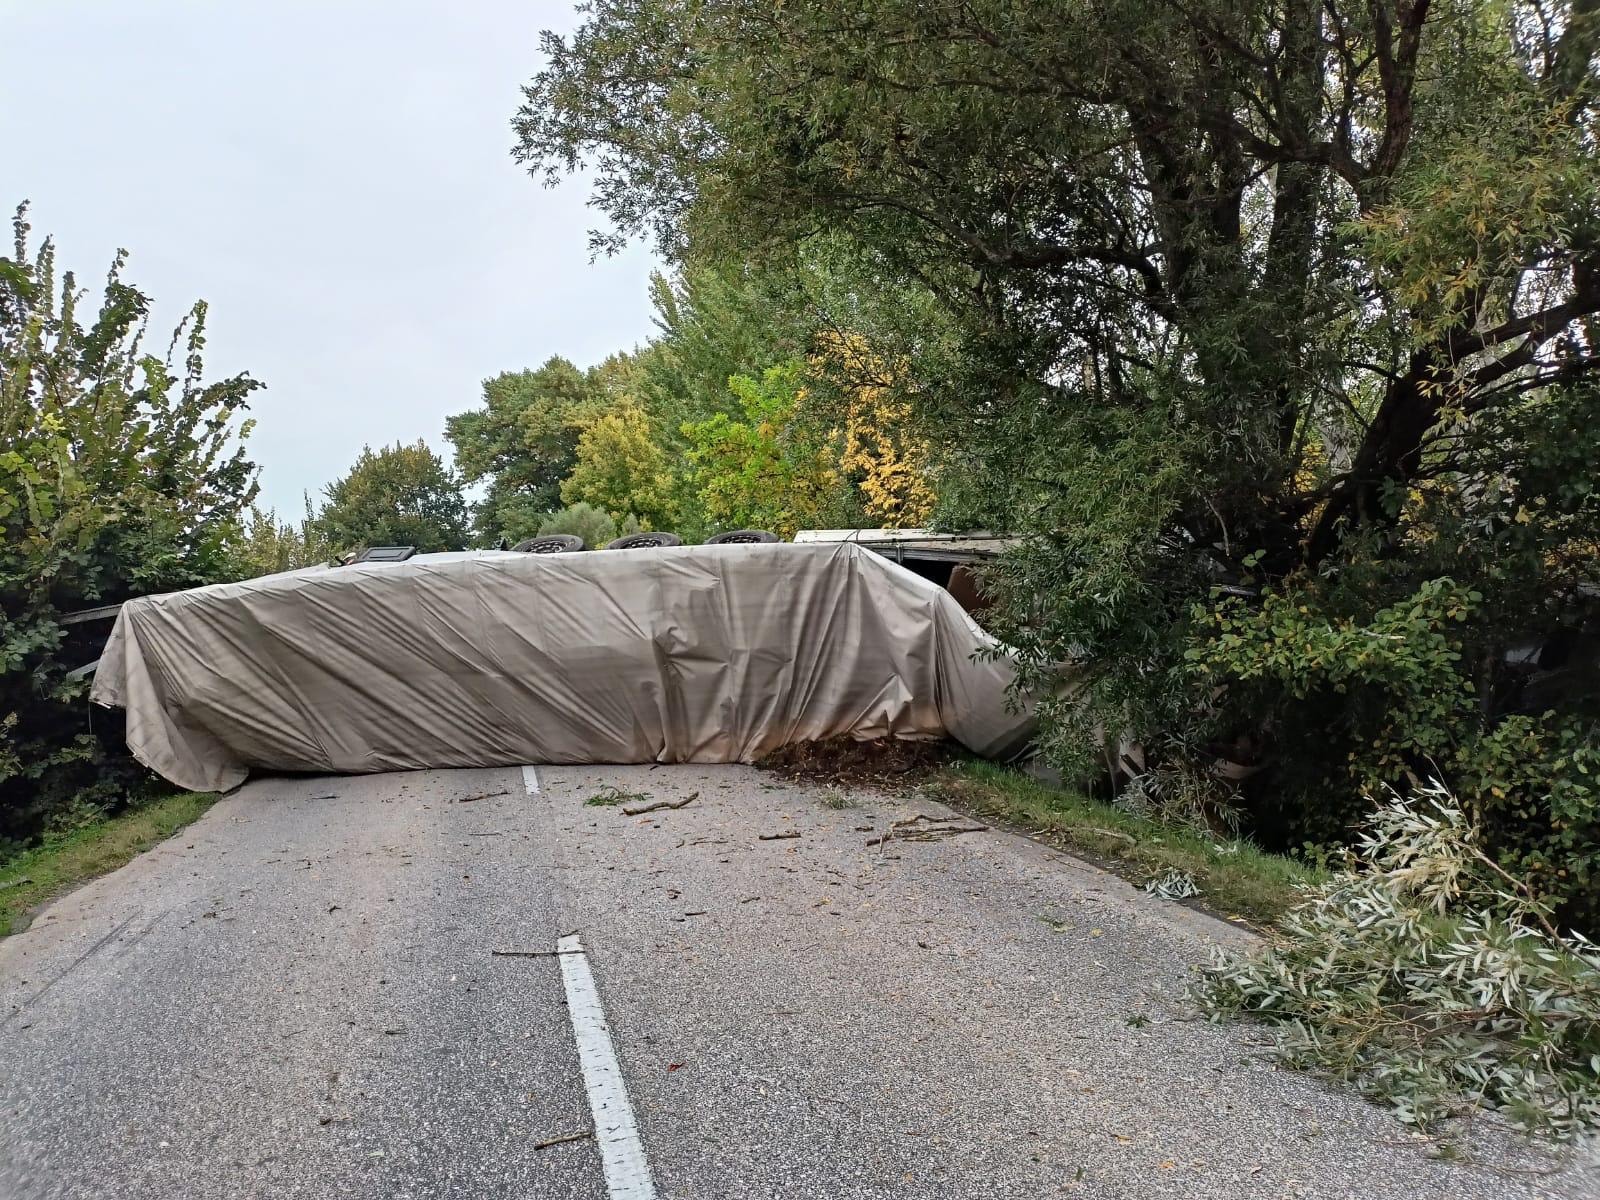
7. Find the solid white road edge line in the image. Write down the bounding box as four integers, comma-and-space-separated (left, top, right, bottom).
522, 764, 541, 795
557, 933, 658, 1200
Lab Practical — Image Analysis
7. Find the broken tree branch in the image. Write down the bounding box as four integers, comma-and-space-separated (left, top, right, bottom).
622, 791, 699, 816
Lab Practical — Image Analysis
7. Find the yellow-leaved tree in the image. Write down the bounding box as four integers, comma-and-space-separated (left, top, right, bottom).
813, 332, 935, 527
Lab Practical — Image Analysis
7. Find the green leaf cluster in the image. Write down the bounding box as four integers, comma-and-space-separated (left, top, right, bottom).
1, 205, 259, 843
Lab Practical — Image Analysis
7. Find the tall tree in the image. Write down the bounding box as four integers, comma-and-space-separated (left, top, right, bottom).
445, 356, 598, 542
681, 361, 858, 536
518, 0, 1600, 568
560, 399, 678, 528
315, 440, 469, 554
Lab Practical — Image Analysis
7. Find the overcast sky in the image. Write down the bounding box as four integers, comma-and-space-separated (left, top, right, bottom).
2, 0, 660, 515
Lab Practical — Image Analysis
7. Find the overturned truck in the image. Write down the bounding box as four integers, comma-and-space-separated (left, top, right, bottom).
91, 541, 1034, 793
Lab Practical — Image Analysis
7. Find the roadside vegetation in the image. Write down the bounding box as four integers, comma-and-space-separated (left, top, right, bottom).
507, 0, 1600, 945
931, 762, 1320, 929
1202, 781, 1600, 1142
1, 207, 258, 851
0, 789, 217, 936
8, 0, 1600, 1145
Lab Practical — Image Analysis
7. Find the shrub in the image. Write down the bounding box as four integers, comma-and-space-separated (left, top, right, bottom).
1456, 713, 1600, 935
1188, 576, 1600, 932
1, 205, 258, 843
537, 502, 616, 548
1199, 781, 1600, 1141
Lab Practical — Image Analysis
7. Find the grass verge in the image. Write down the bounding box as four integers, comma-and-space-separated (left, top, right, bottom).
928, 760, 1320, 928
0, 790, 219, 937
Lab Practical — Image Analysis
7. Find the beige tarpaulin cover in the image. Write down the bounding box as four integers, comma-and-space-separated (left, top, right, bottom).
92, 542, 1033, 793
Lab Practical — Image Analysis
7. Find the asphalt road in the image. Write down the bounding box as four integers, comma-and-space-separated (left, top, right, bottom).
2, 764, 1595, 1199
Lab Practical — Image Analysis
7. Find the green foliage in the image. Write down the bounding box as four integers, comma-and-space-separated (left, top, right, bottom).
227, 497, 335, 579
1189, 578, 1482, 828
584, 784, 647, 807
637, 265, 812, 436
448, 246, 944, 544
1455, 714, 1600, 935
445, 356, 618, 544
560, 399, 677, 529
313, 440, 469, 555
1200, 782, 1600, 1141
1187, 567, 1600, 932
681, 361, 858, 537
537, 502, 617, 549
0, 204, 259, 843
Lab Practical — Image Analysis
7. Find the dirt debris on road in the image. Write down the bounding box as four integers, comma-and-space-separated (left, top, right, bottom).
755, 736, 956, 790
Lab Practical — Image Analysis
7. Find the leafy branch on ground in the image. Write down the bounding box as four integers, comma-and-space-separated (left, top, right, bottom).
1199, 780, 1600, 1141
816, 786, 857, 810
1144, 868, 1200, 901
584, 785, 649, 807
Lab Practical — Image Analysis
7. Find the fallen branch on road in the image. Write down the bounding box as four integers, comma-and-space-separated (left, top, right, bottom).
533, 1131, 593, 1150
622, 791, 698, 816
453, 789, 511, 804
867, 822, 986, 848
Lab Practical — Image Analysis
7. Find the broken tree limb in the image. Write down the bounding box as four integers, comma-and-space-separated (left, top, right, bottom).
533, 1131, 593, 1150
622, 791, 698, 816
866, 823, 986, 848
758, 830, 802, 841
453, 789, 511, 804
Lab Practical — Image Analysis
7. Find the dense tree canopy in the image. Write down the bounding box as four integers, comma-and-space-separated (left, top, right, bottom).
314, 440, 469, 555
520, 0, 1600, 560
445, 356, 604, 543
442, 251, 943, 544
560, 398, 677, 528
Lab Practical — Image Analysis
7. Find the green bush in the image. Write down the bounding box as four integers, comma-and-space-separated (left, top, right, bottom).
1187, 577, 1483, 844
1, 205, 258, 844
1200, 782, 1600, 1140
1188, 576, 1600, 932
537, 502, 617, 548
1457, 714, 1600, 934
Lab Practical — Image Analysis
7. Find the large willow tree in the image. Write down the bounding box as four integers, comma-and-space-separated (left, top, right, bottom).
518, 0, 1600, 916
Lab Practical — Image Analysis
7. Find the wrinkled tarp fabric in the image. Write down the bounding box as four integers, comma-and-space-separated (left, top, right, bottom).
92, 543, 1034, 793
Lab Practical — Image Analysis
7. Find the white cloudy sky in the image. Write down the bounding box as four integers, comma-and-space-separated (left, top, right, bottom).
2, 0, 660, 515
